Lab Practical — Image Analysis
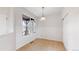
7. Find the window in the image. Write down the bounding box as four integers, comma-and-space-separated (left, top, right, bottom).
22, 15, 36, 36
0, 15, 7, 35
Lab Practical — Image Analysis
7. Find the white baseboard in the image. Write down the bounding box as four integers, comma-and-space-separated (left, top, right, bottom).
36, 37, 63, 42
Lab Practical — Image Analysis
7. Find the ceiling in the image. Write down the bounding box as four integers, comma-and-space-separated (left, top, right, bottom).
25, 7, 64, 18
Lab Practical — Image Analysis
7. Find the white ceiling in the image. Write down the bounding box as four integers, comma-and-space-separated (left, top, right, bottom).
25, 7, 64, 17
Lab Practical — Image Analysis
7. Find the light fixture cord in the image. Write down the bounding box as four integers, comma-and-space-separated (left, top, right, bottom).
42, 7, 44, 17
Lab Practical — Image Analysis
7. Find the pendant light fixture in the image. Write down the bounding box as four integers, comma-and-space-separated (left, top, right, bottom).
40, 7, 46, 21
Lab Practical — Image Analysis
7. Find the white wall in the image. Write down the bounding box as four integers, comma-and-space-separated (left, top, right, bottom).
0, 8, 15, 51
37, 13, 63, 41
0, 8, 14, 35
15, 8, 38, 49
63, 8, 79, 50
0, 33, 15, 51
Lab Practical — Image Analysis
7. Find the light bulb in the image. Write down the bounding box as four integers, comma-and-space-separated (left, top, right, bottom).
40, 17, 46, 21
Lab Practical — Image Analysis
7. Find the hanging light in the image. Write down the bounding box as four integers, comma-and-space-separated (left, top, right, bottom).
40, 7, 46, 21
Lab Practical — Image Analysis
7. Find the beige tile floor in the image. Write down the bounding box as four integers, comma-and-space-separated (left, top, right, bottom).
17, 38, 65, 51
